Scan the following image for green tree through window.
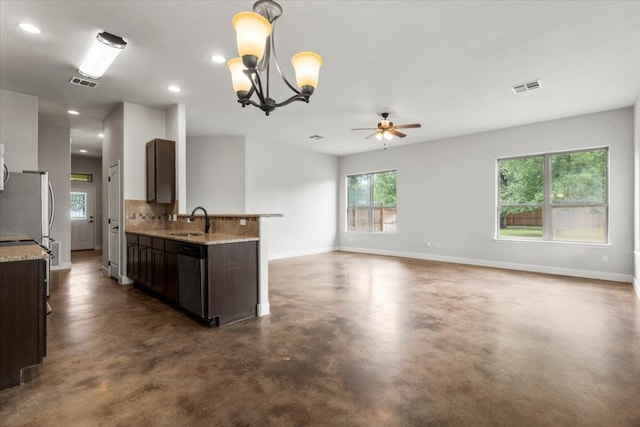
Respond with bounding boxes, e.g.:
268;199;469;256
347;170;397;232
498;148;607;243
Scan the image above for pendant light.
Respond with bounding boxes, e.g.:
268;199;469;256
227;0;323;115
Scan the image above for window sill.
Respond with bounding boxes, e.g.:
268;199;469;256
492;237;611;248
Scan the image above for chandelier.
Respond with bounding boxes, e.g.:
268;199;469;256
227;0;323;116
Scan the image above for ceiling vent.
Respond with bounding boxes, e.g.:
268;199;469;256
69;76;98;88
511;80;541;94
308;135;324;141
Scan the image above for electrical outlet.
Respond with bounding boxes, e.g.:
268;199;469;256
602;256;608;263
240;219;247;226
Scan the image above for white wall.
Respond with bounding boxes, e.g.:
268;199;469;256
246;140;339;259
186;135;245;213
339;108;635;282
122;102;166;201
102;104;124;271
39;122;71;269
0;89;38;172
634;92;640;296
71;154;103;248
166;104;186;214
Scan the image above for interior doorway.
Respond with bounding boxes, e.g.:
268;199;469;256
70;185;96;250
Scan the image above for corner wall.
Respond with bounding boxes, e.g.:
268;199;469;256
339;108;635;282
245;140;339;259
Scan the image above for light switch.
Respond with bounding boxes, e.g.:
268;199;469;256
240;219;247;226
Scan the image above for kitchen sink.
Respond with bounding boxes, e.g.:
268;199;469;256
169;232;203;237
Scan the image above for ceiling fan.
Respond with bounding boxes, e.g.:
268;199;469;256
352;112;421;141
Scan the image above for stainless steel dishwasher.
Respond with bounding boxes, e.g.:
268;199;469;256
178;243;207;318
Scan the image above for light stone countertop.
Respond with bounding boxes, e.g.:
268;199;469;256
0;236;48;263
126;229;259;245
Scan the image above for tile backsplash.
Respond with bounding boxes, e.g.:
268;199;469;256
125;200;259;237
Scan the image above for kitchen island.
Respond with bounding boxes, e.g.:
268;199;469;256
125;229;259;326
0;235;48;390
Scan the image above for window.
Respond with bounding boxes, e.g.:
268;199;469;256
70;191;88;220
498;148;608;243
347;170;397;232
71;173;92;182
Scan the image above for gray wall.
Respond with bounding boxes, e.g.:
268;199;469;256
71;154;103;248
245;139;339;259
0;89;38;172
186;135;246;213
339;108;635;282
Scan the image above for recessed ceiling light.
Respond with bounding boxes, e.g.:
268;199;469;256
98;133;104;138
19;23;41;34
79;149;88;153
68;110;79;115
210;54;226;64
168;85;181;93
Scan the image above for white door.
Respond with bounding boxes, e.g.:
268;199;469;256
70;185;96;250
108;163;120;279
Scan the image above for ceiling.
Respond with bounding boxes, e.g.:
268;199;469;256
1;1;639;158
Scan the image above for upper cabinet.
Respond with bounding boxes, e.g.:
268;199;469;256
146;138;175;203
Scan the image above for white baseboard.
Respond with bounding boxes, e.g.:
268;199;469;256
269;246;336;261
51;261;72;271
102;266;110;277
338;246;634;283
634;277;640;300
119;275;133;285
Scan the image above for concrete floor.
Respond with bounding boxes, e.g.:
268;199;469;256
1;250;639;426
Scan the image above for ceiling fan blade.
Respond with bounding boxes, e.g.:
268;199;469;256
394;123;421;129
365;131;379;140
351;127;377;131
389;129;406;138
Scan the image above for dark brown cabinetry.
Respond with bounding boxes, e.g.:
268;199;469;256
126;234;179;303
164;240;180;303
126;233;139;281
146;138;175;203
138;236;153;289
208;241;258;325
125;233;258;326
0;259;46;390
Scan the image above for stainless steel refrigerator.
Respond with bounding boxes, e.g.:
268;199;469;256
0;170;55;295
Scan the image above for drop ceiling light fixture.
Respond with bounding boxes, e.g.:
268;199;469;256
78;32;127;80
227;0;323;116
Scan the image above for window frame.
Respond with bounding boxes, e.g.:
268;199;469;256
346;169;398;233
496;147;609;245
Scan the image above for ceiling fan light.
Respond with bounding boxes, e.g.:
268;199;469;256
291;51;322;93
384;131;393;141
78;31;126;80
232;11;271;68
376;133;383;141
227;57;252;95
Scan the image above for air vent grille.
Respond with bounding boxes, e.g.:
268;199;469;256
69;76;98;88
511;80;542;94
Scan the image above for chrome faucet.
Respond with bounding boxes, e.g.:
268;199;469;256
189;206;211;234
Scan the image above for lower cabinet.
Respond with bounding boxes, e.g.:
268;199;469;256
125;233;258;326
207;241;258;325
164;240;179;304
0;259;46;390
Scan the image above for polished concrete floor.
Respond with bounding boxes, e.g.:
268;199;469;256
1;250;639;426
